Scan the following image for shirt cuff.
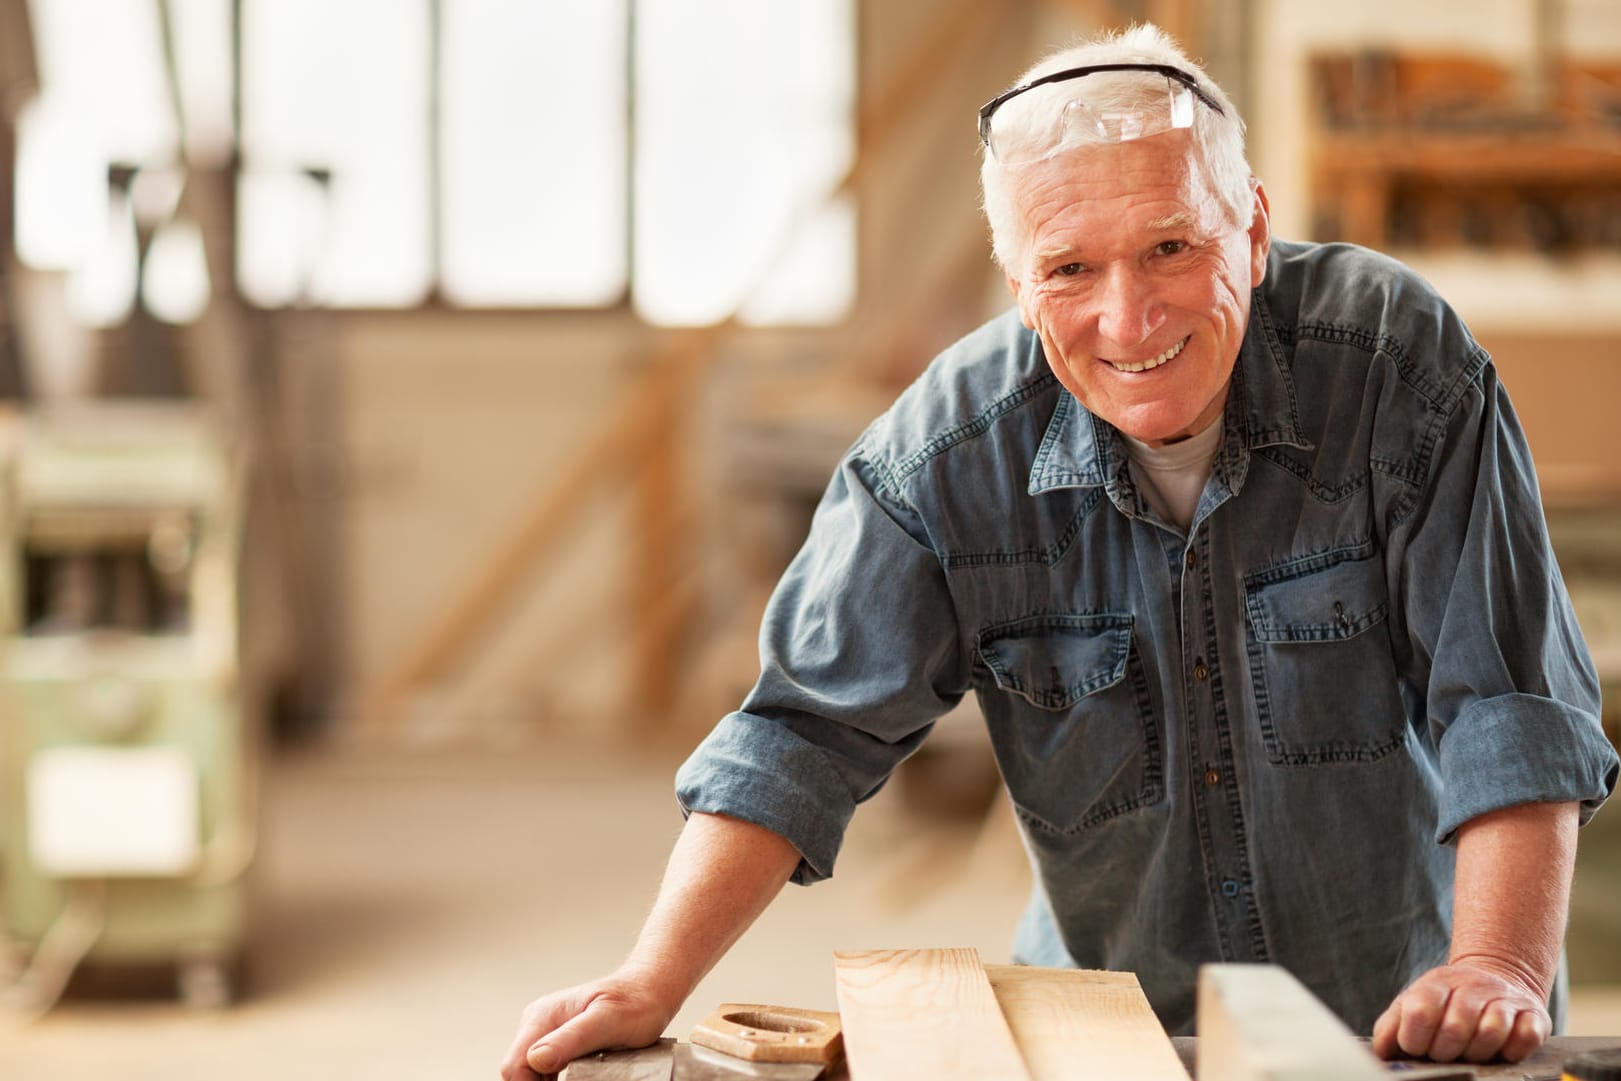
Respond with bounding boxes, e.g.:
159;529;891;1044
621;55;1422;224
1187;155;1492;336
675;711;860;885
1435;693;1620;843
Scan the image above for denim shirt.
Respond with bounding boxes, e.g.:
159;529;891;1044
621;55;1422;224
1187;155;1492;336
676;239;1620;1035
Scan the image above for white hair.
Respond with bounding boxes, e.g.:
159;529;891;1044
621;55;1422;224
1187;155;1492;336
980;23;1252;271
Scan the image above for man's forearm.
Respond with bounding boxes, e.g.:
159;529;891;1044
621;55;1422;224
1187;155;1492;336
1450;799;1579;996
1372;798;1581;1062
619;811;803;1009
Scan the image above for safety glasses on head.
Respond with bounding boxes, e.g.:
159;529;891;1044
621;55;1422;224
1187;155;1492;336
978;63;1224;166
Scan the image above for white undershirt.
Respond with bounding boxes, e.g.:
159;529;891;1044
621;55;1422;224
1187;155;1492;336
1122;418;1223;533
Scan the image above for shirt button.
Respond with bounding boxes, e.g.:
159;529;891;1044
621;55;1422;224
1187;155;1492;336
1203;768;1221;786
1193;659;1210;681
1184;550;1197;570
1221;879;1240;898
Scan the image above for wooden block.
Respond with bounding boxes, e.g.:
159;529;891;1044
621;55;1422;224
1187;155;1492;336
833;947;1031;1080
1196;964;1386;1081
985;966;1190;1081
690;1003;843;1065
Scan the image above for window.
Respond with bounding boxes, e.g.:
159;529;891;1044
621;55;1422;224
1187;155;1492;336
15;0;856;326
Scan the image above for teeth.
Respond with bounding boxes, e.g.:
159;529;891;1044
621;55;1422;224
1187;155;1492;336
1108;336;1187;373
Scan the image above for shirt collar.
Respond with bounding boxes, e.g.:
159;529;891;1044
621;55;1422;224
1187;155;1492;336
1027;288;1313;500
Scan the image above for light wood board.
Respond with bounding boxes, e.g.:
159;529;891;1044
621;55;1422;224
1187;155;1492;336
985;965;1191;1081
1196;964;1386;1081
833;947;1031;1080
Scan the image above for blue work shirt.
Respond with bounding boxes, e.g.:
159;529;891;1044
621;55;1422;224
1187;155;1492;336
676;239;1620;1035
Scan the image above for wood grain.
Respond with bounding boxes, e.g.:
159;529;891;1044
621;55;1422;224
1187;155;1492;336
833;947;1031;1080
1196;964;1385;1081
985;966;1190;1081
559;1037;675;1081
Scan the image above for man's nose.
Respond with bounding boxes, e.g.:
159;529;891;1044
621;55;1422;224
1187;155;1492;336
1095;266;1164;347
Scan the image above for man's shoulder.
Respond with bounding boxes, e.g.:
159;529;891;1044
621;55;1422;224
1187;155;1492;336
857;308;1058;484
1262;239;1487;405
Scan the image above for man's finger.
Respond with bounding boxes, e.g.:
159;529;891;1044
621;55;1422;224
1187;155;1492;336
1371;1000;1403;1059
1457;998;1517;1062
1427;988;1487;1063
1394;980;1454;1058
501;994;581;1081
527;1003;631;1076
500;1039;545;1081
1498;1007;1550;1064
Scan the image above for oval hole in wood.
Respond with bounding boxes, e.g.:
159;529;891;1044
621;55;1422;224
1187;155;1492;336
721;1010;822;1034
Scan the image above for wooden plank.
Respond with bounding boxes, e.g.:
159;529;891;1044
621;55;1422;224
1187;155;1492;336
560;1037;675;1081
1196;964;1385;1081
833;948;1031;1081
985;966;1189;1081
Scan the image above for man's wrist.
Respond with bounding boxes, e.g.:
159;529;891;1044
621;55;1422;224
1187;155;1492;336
614;955;695;1017
1441;954;1550;1001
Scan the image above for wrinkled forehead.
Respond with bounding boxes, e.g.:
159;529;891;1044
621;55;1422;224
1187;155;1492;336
1010;130;1225;225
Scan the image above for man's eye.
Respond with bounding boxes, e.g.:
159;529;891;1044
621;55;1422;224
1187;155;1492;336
1054;263;1083;277
1155;240;1186;256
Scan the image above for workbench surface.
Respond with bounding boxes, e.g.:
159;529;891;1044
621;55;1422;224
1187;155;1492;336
1167;1035;1621;1080
781;1035;1620;1080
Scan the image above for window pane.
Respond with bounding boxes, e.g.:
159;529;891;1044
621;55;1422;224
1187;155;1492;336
240;0;431;307
168;0;236;166
26;0;178;163
633;0;856;327
18;0;175;297
441;0;627;307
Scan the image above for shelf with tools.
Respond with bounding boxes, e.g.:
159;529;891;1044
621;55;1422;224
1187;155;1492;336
1306;51;1621;255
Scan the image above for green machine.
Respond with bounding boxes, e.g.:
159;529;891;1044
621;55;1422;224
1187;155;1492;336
0;403;254;1010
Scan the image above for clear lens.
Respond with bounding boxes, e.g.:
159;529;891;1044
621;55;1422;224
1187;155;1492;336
987;74;1196;166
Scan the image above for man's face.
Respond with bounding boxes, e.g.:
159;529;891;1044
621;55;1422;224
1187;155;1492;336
1004;130;1270;446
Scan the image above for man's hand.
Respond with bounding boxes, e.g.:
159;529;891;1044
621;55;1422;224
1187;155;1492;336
499;971;676;1080
1371;960;1549;1064
497;813;802;1079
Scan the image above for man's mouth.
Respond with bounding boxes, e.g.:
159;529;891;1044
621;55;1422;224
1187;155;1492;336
1105;335;1189;373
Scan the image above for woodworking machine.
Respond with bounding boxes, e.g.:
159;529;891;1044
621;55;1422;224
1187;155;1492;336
0;404;253;1010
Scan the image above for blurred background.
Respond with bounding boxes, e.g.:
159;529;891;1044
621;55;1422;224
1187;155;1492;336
0;0;1616;1077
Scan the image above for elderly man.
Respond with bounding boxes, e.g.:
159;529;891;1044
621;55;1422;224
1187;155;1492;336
501;24;1618;1079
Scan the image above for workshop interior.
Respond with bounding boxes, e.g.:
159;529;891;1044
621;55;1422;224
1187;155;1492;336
0;0;1618;1078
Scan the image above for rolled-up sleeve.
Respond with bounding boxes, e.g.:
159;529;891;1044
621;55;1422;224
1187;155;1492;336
676;442;970;884
1389;360;1619;843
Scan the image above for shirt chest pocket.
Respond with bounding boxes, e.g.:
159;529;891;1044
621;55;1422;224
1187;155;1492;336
976;614;1164;835
1243;548;1407;765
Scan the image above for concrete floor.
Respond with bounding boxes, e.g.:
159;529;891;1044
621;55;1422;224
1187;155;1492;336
1;740;1618;1080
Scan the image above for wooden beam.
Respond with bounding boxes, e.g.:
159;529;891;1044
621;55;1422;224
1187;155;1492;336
985;966;1190;1081
833;947;1031;1080
1196;964;1386;1081
359;332;713;728
627;381;682;715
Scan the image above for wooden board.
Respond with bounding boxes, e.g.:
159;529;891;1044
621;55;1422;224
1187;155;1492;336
985;966;1190;1081
560;1037;675;1081
1196;965;1385;1081
833;948;1031;1080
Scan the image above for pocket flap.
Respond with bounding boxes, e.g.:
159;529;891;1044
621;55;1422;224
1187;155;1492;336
977;614;1133;710
1246;550;1389;644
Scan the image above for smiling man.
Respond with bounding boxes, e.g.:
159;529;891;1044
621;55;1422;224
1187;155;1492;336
501;25;1618;1080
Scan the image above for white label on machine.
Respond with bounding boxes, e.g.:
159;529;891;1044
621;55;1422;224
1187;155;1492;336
26;746;200;876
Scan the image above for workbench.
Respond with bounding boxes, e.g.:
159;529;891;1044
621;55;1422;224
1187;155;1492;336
723;1036;1621;1080
1168;1036;1621;1079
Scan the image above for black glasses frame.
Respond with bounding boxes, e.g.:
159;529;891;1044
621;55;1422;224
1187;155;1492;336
977;63;1225;150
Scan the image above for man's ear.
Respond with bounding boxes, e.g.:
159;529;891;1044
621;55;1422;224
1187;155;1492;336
1006;271;1036;330
1248;179;1272;288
